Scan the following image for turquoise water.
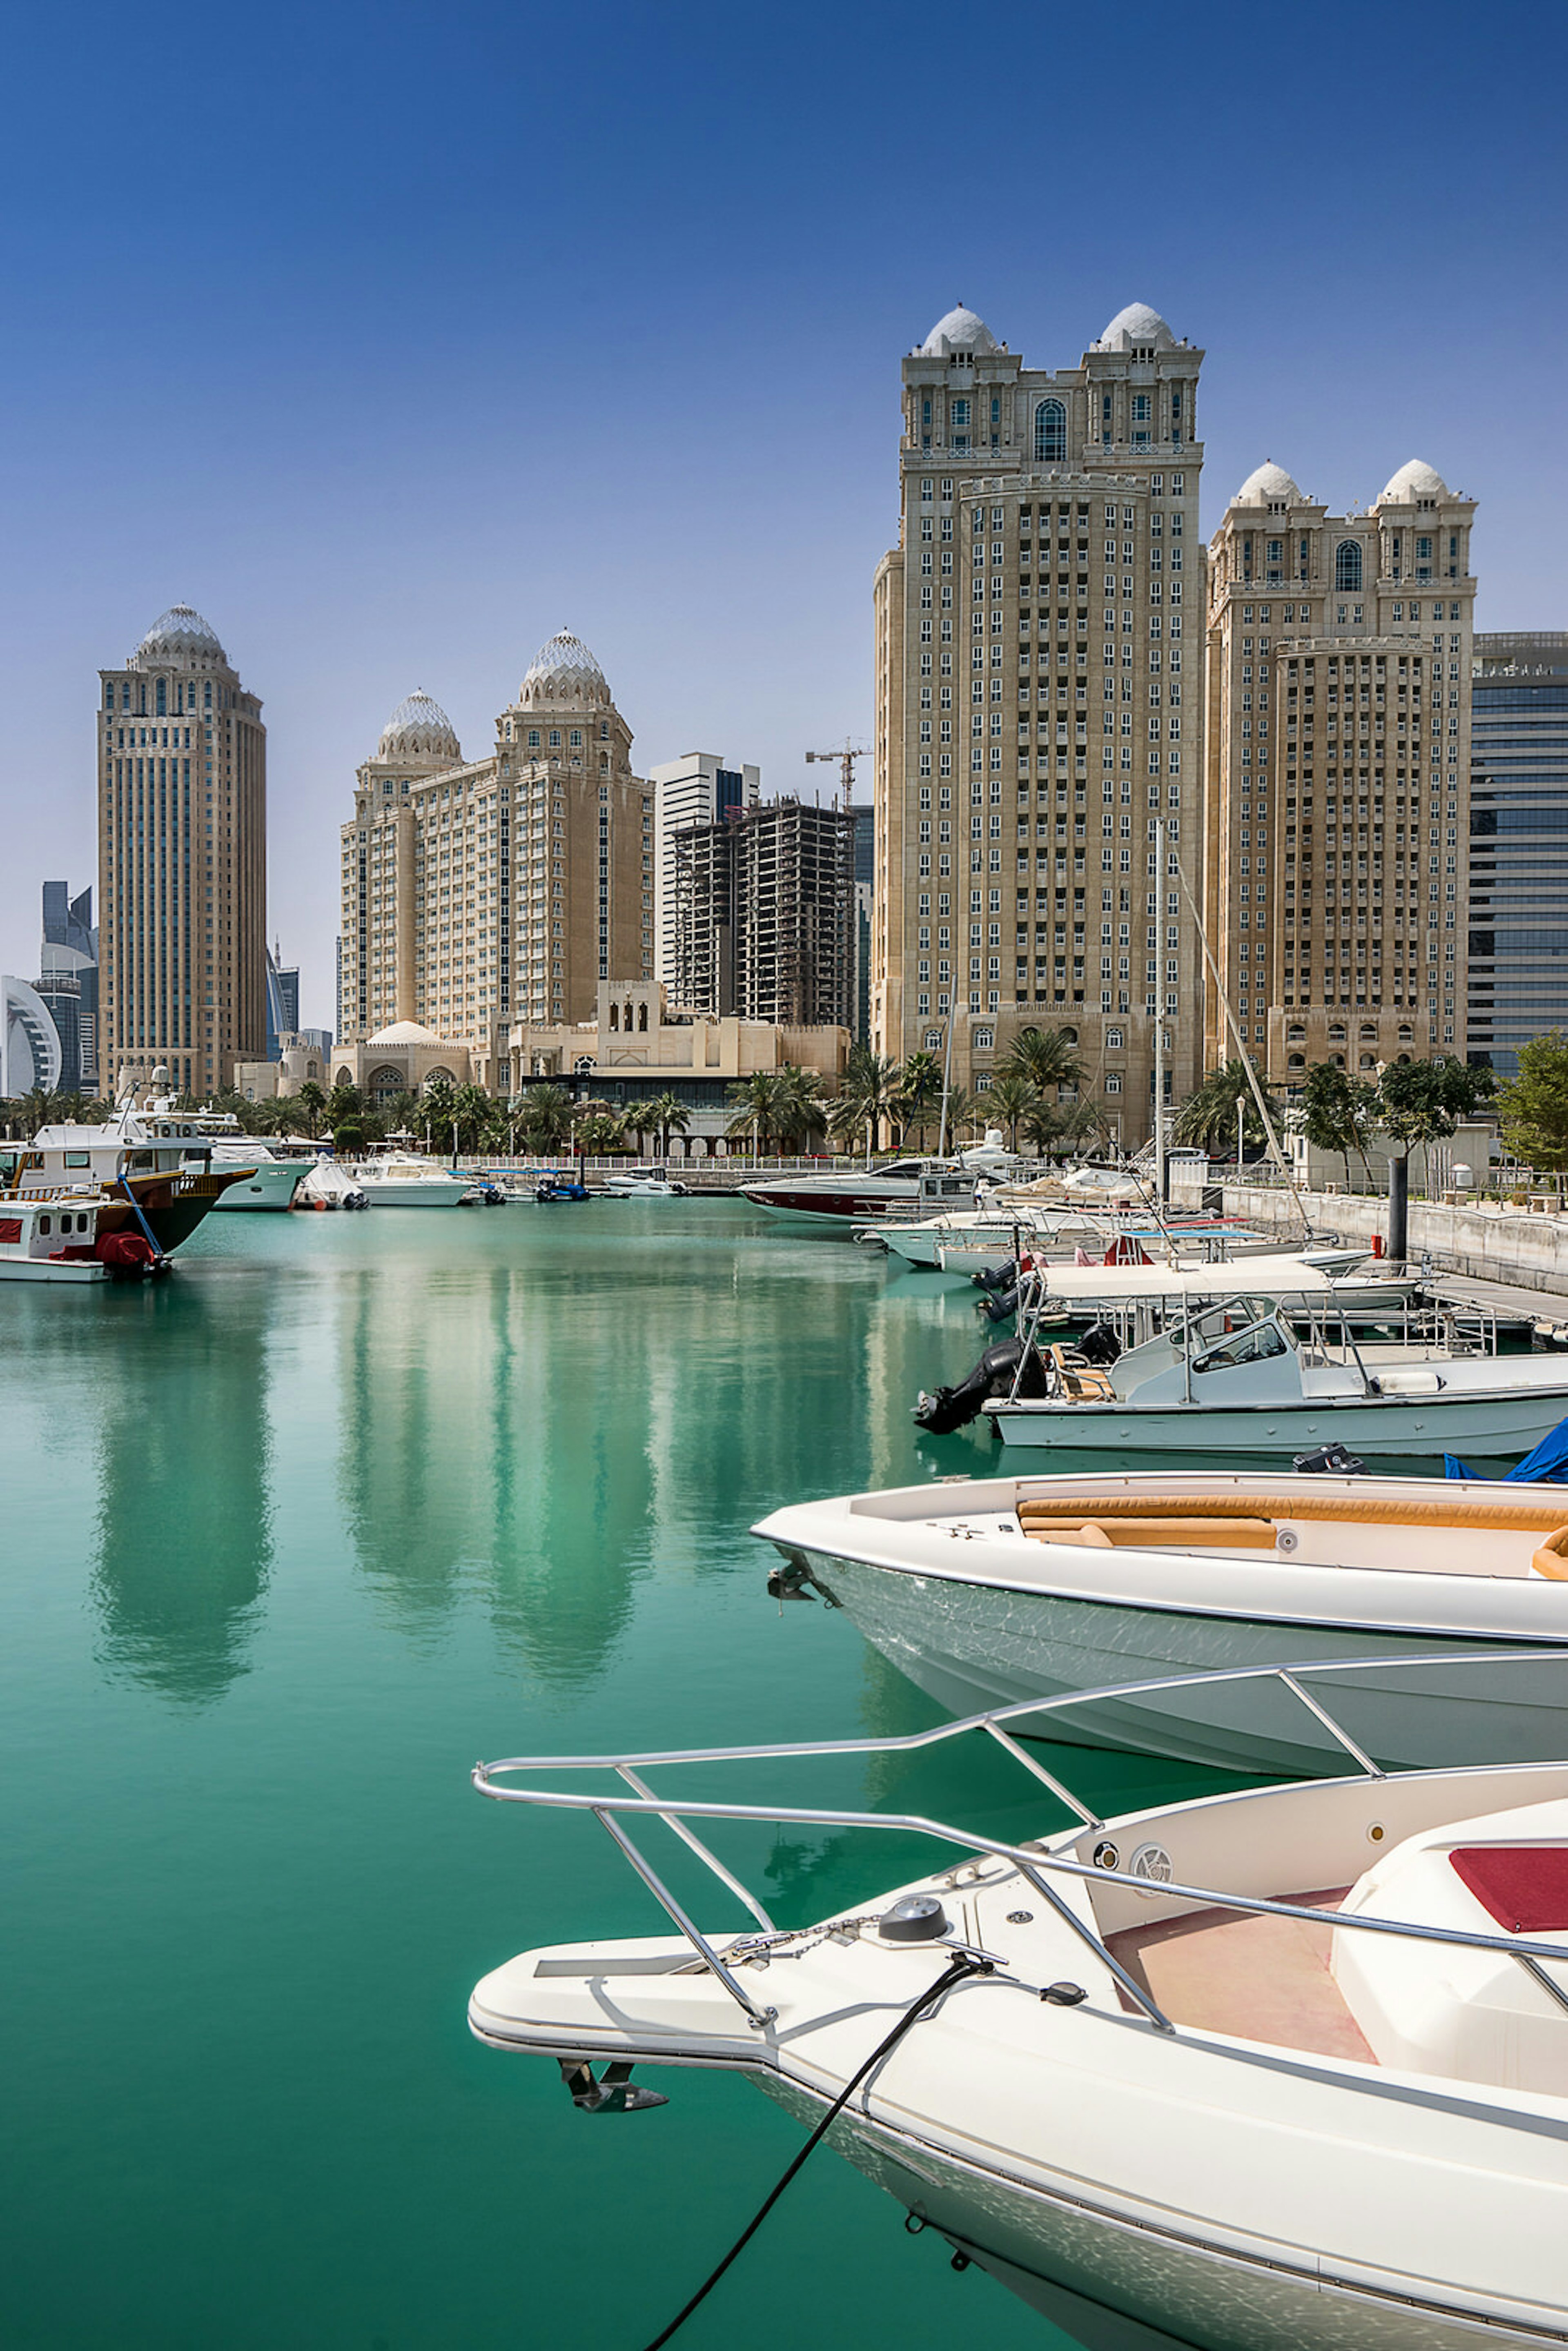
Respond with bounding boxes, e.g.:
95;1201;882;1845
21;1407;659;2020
0;1203;1314;2350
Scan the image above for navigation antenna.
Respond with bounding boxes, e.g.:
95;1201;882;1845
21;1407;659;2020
804;742;870;812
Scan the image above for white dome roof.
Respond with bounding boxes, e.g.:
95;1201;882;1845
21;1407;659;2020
1375;458;1450;507
378;690;461;762
134;604;226;665
1233;460;1303;508
520;630;610;706
366;1020;445;1045
1094;301;1175;353
920;304;999;356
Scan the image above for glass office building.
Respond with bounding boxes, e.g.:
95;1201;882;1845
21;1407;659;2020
1468;633;1568;1076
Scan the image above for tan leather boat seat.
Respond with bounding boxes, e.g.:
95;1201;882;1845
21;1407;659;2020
1030;1517;1280;1551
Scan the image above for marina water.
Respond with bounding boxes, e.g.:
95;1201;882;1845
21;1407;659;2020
0;1202;1469;2349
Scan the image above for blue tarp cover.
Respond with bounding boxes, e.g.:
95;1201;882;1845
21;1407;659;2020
1446;1411;1568;1483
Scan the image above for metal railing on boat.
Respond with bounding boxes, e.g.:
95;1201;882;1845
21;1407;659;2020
473;1649;1568;2038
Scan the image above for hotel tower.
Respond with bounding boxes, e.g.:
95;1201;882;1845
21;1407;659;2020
872;301;1204;1144
1203;461;1477;1084
338;632;654;1088
98;606;267;1097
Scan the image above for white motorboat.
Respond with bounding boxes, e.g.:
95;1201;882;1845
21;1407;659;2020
604;1168;688;1197
349;1151;473;1207
0;1190;164;1282
468;1663;1568;2350
980;1293;1568;1456
294;1156;368;1210
742;1131;1022;1229
205;1138;304;1211
1007;1249;1420;1318
754;1465;1568;1769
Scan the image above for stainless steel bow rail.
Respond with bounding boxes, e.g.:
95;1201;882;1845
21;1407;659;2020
472;1650;1568;2044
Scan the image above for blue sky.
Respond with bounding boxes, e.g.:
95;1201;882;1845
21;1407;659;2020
0;0;1562;1026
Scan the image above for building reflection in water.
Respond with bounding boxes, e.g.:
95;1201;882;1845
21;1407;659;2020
336;1262;650;1686
91;1284;274;1705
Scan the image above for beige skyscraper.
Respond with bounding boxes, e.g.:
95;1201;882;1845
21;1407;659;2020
872;302;1204;1144
338;632;654;1093
98;605;266;1096
1203;461;1477;1083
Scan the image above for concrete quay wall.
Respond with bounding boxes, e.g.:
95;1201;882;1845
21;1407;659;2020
1171;1172;1568;1296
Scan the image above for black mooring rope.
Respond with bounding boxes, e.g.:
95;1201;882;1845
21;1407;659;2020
638;1952;985;2350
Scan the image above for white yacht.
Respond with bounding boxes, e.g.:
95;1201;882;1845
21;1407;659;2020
468;1663;1568;2351
604;1168;687;1196
21;1095;253;1251
350;1151;474;1207
754;1465;1568;1770
205;1136;304;1211
742;1131;1022;1229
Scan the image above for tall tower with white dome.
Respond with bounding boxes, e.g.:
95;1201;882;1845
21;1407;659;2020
97;606;266;1095
873;302;1204;1139
1203;458;1477;1076
336;636;653;1076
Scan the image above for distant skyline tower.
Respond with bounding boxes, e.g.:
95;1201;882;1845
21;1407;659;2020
673;797;856;1027
648;750;760;983
98;606;266;1096
38;879;98;1093
1466;633;1568;1078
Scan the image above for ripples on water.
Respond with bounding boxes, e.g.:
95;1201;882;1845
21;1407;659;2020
0;1204;1488;2349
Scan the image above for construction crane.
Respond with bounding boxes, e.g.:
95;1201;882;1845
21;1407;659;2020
804;742;870;811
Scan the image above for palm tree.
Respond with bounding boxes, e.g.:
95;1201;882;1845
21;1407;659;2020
643;1091;692;1161
575;1109;627;1155
420;1077;458;1150
725;1071;784;1157
828;1047;898;1162
983;1073;1042;1154
1173;1059;1283;1160
773;1065;826;1151
891;1050;945;1147
452;1082;494;1154
294;1080;328;1138
1001;1024;1085;1093
517;1084;575;1152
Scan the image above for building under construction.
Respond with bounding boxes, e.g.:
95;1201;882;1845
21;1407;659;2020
672;797;856;1029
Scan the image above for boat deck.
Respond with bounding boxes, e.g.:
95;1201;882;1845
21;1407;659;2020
1107;1890;1376;2062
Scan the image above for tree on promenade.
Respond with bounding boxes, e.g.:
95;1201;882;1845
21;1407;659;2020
891;1051;944;1147
985;1072;1041;1154
518;1085;575;1151
294;1080;328;1137
1174;1059;1283;1159
725;1071;785;1156
828;1047;898;1158
1495;1031;1568;1189
642;1092;691;1159
1300;1062;1377;1187
1375;1055;1493;1175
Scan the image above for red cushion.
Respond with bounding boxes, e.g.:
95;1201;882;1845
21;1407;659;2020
1450;1846;1568;1933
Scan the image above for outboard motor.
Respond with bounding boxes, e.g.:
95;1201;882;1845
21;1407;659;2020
971;1260;1017;1293
1293;1442;1366;1476
914;1336;1049;1436
982;1282;1021;1325
1076;1320;1121;1367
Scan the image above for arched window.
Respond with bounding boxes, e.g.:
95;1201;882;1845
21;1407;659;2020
1033;400;1066;462
1334;539;1362;593
608;1003;619;1031
637;1003;648;1032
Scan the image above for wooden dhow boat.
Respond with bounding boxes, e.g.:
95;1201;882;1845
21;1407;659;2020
468;1661;1568;2351
755;1466;1568;1770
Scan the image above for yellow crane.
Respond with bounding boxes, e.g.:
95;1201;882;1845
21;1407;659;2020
804;742;870;811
